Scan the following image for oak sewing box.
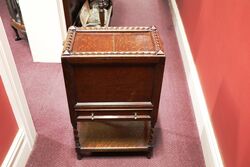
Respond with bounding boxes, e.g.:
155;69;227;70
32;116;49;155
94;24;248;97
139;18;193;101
61;26;165;159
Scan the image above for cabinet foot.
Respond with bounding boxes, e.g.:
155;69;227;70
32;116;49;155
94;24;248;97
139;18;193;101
147;148;153;159
77;153;83;160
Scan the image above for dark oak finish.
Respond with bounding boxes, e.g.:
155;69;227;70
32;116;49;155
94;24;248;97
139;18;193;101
78;121;150;151
62;26;165;159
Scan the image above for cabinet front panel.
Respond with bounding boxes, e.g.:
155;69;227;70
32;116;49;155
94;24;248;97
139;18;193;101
73;64;155;102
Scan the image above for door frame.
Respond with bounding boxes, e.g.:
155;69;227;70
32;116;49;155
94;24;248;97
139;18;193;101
0;18;37;167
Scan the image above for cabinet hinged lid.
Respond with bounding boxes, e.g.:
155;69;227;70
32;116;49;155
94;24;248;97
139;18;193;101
62;26;165;57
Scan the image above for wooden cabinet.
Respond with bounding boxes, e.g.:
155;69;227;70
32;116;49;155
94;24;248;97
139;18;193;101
61;26;165;159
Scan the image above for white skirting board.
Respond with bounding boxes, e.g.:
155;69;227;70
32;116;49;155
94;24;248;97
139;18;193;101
168;0;224;167
1;130;32;167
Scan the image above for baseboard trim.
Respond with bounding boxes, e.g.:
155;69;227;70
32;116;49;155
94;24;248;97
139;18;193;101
2;130;32;167
169;1;224;167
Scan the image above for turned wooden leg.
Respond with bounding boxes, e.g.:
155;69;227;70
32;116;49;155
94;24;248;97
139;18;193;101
147;123;154;159
73;127;82;160
11;26;21;41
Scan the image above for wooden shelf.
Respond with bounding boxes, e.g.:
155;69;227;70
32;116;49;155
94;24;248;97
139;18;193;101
78;121;150;152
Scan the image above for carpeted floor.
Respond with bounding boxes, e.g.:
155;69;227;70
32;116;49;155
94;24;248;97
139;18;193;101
0;0;205;166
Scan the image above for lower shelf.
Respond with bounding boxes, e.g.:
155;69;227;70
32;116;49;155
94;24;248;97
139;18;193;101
78;120;150;152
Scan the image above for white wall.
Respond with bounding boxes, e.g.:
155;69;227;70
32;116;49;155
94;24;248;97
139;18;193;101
19;0;67;63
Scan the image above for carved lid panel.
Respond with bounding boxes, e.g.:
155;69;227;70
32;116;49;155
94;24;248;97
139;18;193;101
62;26;165;56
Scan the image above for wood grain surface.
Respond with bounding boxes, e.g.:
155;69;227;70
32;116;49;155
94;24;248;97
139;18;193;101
72;32;155;52
78;121;150;151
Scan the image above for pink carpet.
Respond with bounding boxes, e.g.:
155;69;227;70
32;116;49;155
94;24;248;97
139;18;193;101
0;0;205;166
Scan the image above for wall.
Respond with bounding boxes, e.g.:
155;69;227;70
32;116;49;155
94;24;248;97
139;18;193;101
0;77;18;164
176;0;250;167
18;0;67;62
